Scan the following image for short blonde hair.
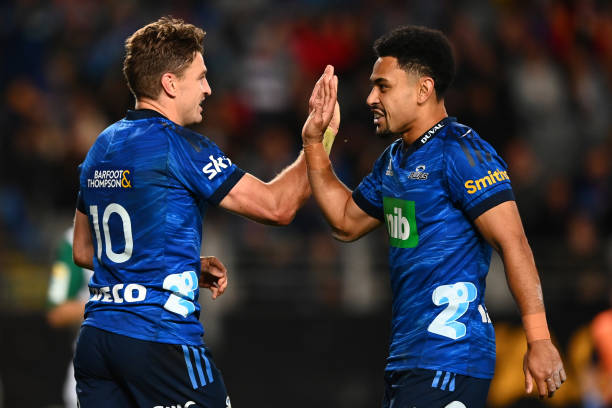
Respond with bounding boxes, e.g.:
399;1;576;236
123;16;205;100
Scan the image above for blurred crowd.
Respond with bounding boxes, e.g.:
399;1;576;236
1;0;612;407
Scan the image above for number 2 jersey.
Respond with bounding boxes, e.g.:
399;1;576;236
77;109;244;346
353;117;514;379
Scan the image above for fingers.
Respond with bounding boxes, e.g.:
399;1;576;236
321;68;337;126
545;377;556;398
309;66;332;113
524;368;533;394
536;377;548;399
216;274;227;297
200;256;228;299
210;284;219;300
201;256;226;277
207;256;227;277
308;77;322;113
551;370;562;389
544;367;565;397
559;367;567;383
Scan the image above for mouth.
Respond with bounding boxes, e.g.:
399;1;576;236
371;110;385;125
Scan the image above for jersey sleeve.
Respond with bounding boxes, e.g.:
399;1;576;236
352;147;390;221
168;130;245;206
76;163;85;212
445;133;515;220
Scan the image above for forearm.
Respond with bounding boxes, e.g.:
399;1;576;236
73;209;94;270
475;202;552;344
47;300;86;327
264;151;311;224
500;235;545;316
304;143;353;239
499;234;552;343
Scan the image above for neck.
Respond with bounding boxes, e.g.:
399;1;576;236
135;98;182;126
400;103;448;145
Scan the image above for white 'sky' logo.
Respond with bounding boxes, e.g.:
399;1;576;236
202;155;232;180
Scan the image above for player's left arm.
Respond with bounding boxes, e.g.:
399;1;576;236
474;200;566;398
73;209;94;270
47;300;86;328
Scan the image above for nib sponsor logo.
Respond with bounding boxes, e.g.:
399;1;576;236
383;197;418;248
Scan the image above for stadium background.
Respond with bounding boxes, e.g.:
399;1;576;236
1;0;611;407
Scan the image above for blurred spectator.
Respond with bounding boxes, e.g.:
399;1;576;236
46;227;93;408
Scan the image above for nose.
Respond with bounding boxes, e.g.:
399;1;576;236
366;87;378;107
202;79;212;97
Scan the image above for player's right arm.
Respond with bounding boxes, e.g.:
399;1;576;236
304;148;381;242
73;208;94;270
218;158;310;226
219;65;341;227
300;69;381;241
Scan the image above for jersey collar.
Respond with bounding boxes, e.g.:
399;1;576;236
399;117;455;168
410;116;456;150
125;109;168;121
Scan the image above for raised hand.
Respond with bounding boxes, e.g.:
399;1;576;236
302;65;338;146
199;256;228;299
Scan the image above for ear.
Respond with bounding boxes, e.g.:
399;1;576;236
160;73;178;98
417;77;435;104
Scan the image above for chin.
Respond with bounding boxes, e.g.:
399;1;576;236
186;114;203;126
375;127;395;139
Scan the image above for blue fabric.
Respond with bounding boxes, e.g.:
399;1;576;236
382;368;490;407
79;110;244;345
74;326;229;407
182;345;199;389
191;346;208;388
354;118;513;379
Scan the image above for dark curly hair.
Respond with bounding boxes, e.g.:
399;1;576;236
374;25;455;100
123;16;206;100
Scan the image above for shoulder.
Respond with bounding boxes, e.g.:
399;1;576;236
380;138;403;161
439;121;477;147
439;121;498;161
371;139;402;171
162;121;215;154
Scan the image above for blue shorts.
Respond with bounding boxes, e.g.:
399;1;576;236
73;325;230;408
382;368;491;408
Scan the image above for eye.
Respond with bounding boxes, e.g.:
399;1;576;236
379;84;388;92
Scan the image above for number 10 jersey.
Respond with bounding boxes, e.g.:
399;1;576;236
353;117;514;379
78;109;244;346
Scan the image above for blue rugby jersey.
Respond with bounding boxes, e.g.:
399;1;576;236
353;117;514;379
78;109;244;345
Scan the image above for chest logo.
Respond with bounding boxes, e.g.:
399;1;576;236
383;197;418;248
408;164;429;180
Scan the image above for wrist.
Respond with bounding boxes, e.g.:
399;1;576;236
322;127;337;155
303;142;331;170
522;312;551;343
